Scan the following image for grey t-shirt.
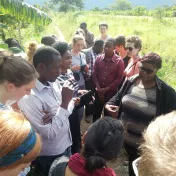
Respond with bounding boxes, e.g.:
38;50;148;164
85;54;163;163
71;52;86;87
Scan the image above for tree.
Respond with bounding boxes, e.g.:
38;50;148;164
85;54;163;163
110;0;132;11
0;0;52;43
133;6;147;16
50;0;84;13
0;0;52;26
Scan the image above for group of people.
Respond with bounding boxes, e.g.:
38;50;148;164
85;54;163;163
0;21;176;176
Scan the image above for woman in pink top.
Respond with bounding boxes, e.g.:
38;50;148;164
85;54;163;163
124;35;142;78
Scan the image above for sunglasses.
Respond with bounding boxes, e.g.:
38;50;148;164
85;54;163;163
139;66;156;74
125;47;134;51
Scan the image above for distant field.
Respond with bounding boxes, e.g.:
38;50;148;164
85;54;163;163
11;11;176;88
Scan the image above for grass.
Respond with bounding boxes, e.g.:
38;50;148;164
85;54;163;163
6;11;176;89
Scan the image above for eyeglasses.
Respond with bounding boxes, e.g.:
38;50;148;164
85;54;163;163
125;47;134;51
139;66;156;74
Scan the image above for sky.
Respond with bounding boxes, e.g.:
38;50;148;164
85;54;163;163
25;0;176;9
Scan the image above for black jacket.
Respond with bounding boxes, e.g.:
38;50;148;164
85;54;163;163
107;75;176;118
107;75;176;147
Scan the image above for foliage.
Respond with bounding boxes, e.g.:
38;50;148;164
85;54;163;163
110;0;133;11
0;0;52;26
50;0;84;13
10;11;175;88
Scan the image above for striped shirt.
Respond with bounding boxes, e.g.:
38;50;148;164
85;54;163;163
18;80;74;156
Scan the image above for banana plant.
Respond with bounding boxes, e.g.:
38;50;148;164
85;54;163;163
0;0;52;26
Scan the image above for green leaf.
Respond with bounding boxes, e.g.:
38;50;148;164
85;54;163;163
0;0;52;26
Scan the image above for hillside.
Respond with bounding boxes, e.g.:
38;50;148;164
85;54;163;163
25;0;175;10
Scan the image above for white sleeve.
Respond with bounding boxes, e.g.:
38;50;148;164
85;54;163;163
18;95;71;140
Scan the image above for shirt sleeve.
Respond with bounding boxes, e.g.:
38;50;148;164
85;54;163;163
18;95;71;140
108;59;124;91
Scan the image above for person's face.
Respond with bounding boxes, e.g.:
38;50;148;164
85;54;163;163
73;40;84;52
139;62;158;81
62;50;72;69
6;79;36;101
94;44;104;54
99;25;108;35
104;41;115;56
11;39;20;48
6;163;31;176
125;42;139;57
40;55;62;82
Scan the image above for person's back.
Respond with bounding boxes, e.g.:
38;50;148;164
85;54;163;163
49;116;124;176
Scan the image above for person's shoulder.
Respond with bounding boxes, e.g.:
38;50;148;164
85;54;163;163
96;54;104;61
113;54;123;62
79;52;86;59
87;30;93;35
81;48;91;54
49;156;69;176
158;78;176;93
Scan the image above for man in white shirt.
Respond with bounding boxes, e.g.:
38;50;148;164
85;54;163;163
18;46;74;176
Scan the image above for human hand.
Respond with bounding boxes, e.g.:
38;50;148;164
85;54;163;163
61;80;74;109
73;97;80;106
105;104;119;118
78;90;88;95
42;110;56;124
84;65;89;73
71;65;80;71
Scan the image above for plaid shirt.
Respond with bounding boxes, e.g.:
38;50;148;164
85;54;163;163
85;30;94;48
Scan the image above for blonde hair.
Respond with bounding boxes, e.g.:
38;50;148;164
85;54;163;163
74;28;85;38
126;35;142;50
138;111;176;176
26;41;38;64
72;34;86;49
0;110;41;171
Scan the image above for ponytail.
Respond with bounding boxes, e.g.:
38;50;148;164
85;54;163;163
85;153;106;173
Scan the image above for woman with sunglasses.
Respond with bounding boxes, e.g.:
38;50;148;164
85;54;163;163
105;52;176;176
124;35;142;78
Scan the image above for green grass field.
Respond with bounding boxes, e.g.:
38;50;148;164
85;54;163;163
13;11;176;89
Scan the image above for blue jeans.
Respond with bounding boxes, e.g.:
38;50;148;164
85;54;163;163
30;147;71;176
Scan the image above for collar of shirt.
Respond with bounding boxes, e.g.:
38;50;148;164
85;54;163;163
101;53;117;62
35;80;51;92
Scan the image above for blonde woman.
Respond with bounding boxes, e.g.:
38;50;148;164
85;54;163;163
0;111;41;176
71;35;89;123
135;111;176;176
71;35;88;90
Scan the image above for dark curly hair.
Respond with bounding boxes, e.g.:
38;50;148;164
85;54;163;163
52;41;69;56
141;52;162;69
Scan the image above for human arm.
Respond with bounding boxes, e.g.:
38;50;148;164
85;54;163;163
92;59;100;89
108;59;124;92
18;95;72;140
